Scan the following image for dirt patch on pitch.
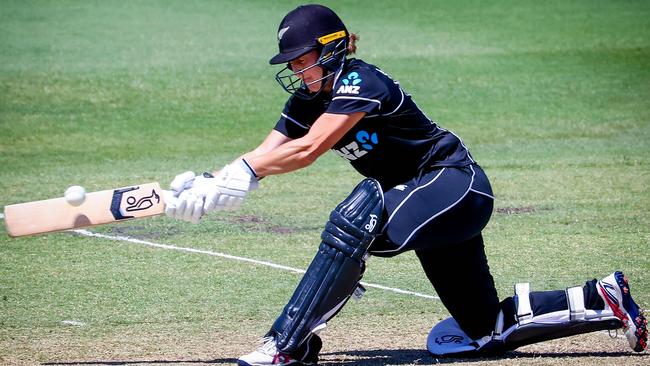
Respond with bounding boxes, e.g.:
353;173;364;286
215;214;310;234
495;206;537;215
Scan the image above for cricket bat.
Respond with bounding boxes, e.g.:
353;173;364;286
3;182;166;237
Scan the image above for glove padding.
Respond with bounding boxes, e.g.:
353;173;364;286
164;160;258;223
204;160;259;212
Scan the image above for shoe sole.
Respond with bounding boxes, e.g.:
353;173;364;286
237;361;300;366
598;272;648;352
237;358;308;366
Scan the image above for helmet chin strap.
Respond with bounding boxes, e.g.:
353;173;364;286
302;53;346;99
315;68;335;92
321;68;336;93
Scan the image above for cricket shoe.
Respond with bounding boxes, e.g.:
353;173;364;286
597;271;648;352
237;334;322;366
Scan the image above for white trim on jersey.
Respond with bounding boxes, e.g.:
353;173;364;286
401;165;476;246
438;127;476;164
384;88;405;116
374;165;478;254
470;188;495;199
281;113;309;130
331;96;382;109
401;90;474;164
364;88;405;119
379;168;447;233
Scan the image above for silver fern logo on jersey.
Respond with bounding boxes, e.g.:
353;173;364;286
336;72;362;94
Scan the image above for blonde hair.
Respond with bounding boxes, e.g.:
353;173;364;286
347;32;359;54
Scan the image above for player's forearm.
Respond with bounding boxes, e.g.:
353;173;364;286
246;139;321;177
238;148;267;164
239;112;364;177
213;130;293;176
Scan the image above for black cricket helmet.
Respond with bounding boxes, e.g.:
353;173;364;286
270;4;349;99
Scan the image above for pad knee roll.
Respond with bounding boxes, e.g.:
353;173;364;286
271;179;384;354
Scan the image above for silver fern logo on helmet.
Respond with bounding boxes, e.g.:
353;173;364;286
278;26;290;41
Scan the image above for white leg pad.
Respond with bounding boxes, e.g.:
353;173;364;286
427;284;623;357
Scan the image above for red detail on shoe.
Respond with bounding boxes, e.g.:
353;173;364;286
599;280;648;352
598;283;628;326
635;314;648;351
272;353;294;365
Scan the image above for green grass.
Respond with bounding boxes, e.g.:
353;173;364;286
1;0;649;364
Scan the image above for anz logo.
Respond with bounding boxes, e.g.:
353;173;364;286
333;130;379;161
336;72;362;94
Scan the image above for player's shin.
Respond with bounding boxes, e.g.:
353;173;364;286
270;178;384;356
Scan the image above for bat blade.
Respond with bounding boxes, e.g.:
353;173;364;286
4;182;166;237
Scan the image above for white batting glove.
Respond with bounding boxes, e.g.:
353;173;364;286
169;171;195;197
164;171;222;223
164;189;205;223
203;160;259;212
164;160;259;222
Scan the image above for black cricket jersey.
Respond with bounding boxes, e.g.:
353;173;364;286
274;58;474;188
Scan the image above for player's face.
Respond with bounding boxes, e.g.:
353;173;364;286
289;51;326;92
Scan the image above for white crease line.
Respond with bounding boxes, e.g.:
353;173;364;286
61;320;85;326
73;229;439;300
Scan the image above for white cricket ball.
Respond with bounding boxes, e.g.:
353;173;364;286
64;185;86;206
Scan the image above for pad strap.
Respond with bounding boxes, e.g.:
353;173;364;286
515;283;532;325
566;286;586;321
492;310;504;340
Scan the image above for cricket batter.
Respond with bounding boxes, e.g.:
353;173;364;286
164;4;647;364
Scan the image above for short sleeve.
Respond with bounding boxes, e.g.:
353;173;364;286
326;69;390;115
274;113;309;139
273;95;318;139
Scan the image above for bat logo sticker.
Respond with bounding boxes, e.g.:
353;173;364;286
125;190;160;212
110;186;160;220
